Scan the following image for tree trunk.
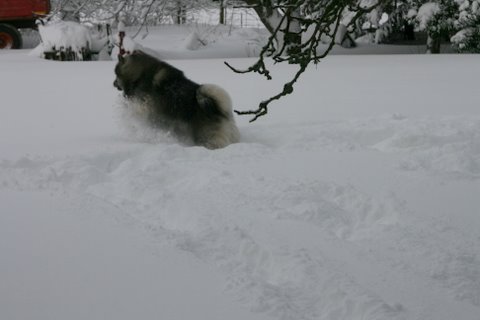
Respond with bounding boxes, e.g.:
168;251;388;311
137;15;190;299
220;1;225;24
243;0;301;51
243;0;282;34
176;2;186;24
426;34;441;53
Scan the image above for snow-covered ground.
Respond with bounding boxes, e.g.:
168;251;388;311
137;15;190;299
1;26;480;320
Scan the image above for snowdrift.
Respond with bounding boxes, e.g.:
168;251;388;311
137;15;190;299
1;31;480;320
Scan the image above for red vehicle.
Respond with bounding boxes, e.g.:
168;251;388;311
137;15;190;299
0;0;51;49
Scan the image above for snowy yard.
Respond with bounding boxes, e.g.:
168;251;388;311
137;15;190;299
1;27;480;320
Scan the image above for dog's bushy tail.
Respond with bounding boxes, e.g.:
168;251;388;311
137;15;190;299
197;84;234;119
196;84;240;149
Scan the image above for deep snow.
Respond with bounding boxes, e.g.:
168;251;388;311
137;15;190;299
1;26;480;320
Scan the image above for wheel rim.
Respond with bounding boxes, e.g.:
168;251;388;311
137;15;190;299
0;32;14;49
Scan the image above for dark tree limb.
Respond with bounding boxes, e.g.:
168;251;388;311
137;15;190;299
227;0;387;122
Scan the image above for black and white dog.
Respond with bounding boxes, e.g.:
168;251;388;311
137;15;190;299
114;50;239;149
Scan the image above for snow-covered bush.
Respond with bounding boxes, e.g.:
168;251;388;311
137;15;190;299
358;8;392;43
335;0;480;53
35;21;110;61
416;2;441;29
38;21;92;60
409;0;479;53
415;0;459;53
451;0;480;52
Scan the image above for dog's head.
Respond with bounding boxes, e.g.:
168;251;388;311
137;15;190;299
114;50;184;99
113;53;135;97
113;55;125;92
113;50;156;97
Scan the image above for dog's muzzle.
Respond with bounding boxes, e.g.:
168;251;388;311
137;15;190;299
113;79;123;91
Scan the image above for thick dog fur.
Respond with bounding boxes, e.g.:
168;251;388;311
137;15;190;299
114;50;240;149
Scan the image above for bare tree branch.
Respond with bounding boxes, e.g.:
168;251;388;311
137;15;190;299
228;0;388;122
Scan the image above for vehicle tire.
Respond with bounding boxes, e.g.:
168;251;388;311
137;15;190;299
0;24;23;49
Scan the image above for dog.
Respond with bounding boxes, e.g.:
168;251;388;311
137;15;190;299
113;50;240;149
